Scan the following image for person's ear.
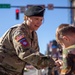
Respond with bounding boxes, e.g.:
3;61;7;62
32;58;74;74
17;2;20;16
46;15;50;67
62;36;70;41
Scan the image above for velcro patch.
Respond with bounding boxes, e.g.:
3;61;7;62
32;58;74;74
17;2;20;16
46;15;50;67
19;38;29;47
15;35;24;41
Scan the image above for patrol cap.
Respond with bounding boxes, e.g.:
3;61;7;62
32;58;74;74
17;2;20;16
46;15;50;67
24;6;45;17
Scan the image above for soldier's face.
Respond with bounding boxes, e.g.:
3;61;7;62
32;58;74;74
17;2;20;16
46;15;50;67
27;16;44;31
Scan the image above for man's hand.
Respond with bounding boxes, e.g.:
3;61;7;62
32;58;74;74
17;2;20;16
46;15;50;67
55;59;63;67
55;59;63;73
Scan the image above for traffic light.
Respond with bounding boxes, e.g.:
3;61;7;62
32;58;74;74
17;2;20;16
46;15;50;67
15;9;19;20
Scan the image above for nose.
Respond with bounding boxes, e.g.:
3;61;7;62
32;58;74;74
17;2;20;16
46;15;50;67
37;22;42;26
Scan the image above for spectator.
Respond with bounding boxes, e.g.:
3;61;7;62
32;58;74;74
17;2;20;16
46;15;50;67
56;23;75;75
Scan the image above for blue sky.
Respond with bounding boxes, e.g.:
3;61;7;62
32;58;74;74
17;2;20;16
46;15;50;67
0;0;70;54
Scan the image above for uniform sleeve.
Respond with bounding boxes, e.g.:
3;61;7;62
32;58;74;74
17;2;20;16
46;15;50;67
12;29;36;59
12;29;55;69
24;52;55;69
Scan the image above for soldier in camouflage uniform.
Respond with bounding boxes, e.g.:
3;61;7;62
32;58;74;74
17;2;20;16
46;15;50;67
0;6;55;75
56;24;75;75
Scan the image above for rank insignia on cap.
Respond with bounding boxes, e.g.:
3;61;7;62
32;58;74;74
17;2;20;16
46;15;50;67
19;38;29;47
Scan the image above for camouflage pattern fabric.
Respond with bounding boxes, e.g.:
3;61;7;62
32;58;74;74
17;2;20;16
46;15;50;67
61;45;75;75
0;23;55;75
24;52;55;69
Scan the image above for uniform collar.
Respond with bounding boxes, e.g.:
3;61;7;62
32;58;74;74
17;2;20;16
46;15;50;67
22;23;35;39
65;44;75;50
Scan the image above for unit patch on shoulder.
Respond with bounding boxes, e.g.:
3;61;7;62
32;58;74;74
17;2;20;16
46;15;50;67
19;38;29;47
15;35;29;47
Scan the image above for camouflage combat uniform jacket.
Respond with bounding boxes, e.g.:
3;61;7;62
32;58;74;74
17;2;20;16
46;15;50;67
0;23;55;75
61;45;75;75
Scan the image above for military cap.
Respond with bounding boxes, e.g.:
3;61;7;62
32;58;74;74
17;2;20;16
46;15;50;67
24;6;45;17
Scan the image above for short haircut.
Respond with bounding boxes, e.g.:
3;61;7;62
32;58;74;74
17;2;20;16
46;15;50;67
56;24;70;43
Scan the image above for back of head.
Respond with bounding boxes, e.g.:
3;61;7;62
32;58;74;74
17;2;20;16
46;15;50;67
56;23;70;44
56;24;75;44
60;26;75;35
24;5;45;17
56;24;69;32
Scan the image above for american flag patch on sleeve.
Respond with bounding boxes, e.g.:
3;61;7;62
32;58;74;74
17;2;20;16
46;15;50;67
15;35;29;47
15;35;25;41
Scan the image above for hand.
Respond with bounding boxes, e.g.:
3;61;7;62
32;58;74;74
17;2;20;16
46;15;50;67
55;59;63;73
55;59;63;67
